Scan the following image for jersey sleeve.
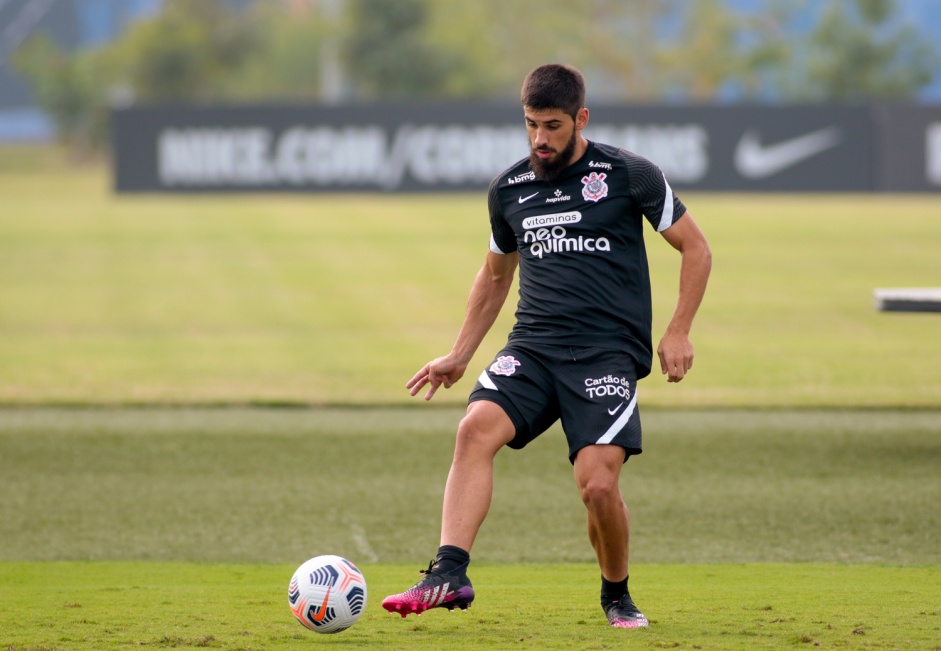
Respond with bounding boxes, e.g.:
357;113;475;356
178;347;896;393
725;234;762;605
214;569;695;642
625;154;687;232
487;176;517;254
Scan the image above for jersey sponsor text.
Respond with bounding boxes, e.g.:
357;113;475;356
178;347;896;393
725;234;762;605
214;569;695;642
584;375;632;400
508;171;537;184
521;211;581;229
523;226;611;259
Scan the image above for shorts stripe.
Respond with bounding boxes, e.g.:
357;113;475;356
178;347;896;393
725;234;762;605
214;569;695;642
595;390;638;445
477;370;498;391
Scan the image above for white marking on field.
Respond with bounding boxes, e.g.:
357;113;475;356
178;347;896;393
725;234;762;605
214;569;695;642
350;522;378;562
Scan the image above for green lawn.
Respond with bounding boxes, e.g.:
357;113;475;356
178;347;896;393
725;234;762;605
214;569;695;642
1;149;939;650
1;407;940;650
1;150;940;407
2;562;938;650
2;407;938;565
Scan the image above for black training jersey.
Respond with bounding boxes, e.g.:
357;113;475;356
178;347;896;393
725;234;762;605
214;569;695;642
487;140;686;379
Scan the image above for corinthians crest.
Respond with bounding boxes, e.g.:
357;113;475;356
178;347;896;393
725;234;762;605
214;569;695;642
581;171;608;202
489;355;521;376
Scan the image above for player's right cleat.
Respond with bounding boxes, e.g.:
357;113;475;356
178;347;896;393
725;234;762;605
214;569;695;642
381;561;475;618
603;592;649;628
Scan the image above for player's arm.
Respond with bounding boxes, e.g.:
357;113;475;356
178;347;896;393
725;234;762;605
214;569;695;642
407;250;519;400
656;213;711;383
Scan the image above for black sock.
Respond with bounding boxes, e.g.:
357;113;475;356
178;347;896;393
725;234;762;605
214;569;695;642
600;574;628;605
433;545;470;576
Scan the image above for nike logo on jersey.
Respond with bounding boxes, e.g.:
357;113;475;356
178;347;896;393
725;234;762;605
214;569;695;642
518;192;539;204
608;403;625;416
734;127;841;179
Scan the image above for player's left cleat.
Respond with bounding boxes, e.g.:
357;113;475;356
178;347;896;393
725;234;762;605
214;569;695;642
603;592;649;628
381;561;475;618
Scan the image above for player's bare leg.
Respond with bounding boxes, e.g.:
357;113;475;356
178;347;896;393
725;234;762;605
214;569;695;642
440;400;516;550
574;444;649;628
382;400;514;617
575;445;630;578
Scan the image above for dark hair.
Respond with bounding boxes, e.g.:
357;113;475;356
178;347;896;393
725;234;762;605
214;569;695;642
520;64;586;120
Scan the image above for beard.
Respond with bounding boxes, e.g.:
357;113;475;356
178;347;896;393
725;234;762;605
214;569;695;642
529;129;578;183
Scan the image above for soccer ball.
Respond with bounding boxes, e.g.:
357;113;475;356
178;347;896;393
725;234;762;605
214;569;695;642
288;555;367;634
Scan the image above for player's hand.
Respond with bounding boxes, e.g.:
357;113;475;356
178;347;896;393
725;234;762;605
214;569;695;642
657;331;694;383
406;355;467;401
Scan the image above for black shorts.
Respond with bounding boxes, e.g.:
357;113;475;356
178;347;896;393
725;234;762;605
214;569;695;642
468;343;642;463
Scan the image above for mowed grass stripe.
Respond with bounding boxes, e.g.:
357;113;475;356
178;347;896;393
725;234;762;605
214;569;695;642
1;158;940;406
1;562;938;650
1;408;938;565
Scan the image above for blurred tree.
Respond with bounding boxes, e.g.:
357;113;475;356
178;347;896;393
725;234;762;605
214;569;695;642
422;0;678;102
12;35;106;150
658;0;744;101
217;2;329;102
590;0;674;102
734;0;797;100
797;0;938;100
107;0;259;102
13;0;941;151
341;0;462;100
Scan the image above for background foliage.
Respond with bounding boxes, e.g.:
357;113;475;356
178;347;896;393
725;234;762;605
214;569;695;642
11;0;941;148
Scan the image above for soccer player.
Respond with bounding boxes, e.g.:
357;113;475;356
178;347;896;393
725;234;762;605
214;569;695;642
381;64;712;628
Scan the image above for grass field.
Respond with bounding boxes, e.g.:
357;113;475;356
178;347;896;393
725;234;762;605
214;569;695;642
2;407;940;649
1;148;939;649
1;147;940;407
3;562;939;650
3;408;938;565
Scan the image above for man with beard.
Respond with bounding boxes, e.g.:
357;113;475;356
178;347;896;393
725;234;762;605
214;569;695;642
381;64;711;628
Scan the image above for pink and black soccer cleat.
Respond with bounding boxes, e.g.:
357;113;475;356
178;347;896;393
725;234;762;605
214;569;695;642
603;592;649;628
381;561;475;618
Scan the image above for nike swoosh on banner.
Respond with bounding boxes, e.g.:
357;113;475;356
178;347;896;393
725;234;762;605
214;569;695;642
518;192;539;204
734;127;842;179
